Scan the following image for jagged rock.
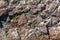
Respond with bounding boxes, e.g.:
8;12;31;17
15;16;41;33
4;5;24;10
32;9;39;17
0;0;60;40
22;27;48;40
0;0;8;8
0;8;7;16
38;35;49;40
0;29;5;40
46;1;57;13
7;28;21;40
51;17;59;26
17;14;27;25
49;22;60;40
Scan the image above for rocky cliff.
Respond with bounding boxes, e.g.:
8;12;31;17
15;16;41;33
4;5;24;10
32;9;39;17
0;0;60;40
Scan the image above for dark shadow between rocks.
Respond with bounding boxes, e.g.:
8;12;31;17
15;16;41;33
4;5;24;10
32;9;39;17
0;21;3;28
46;20;52;40
0;13;8;28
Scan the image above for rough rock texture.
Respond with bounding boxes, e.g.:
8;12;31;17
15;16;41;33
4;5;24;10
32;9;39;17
0;0;60;40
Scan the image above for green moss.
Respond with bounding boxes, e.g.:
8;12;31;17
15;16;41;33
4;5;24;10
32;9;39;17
11;15;17;22
5;28;9;36
12;15;17;20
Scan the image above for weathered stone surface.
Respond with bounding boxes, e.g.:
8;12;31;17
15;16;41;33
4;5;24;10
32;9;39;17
0;0;60;40
0;8;7;16
0;0;8;8
7;28;21;40
17;14;27;25
49;22;60;40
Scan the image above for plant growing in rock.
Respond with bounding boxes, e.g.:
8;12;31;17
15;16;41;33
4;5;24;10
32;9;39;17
11;15;18;22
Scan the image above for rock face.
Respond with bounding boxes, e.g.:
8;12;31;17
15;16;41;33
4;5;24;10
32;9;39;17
7;28;21;40
0;0;60;40
17;14;27;25
49;22;60;40
0;0;8;8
